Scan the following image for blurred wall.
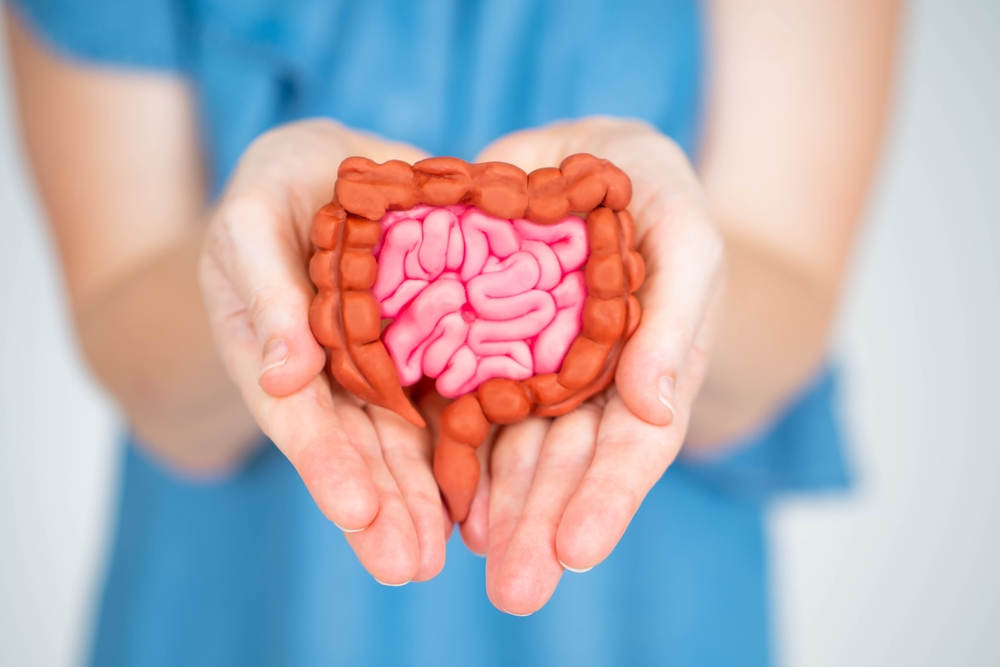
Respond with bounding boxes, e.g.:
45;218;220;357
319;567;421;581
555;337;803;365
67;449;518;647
0;1;997;665
771;1;1000;665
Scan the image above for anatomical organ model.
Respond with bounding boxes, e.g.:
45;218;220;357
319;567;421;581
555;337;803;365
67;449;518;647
309;154;644;522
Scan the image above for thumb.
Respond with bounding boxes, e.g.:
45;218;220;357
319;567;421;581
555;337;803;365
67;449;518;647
615;211;724;427
209;194;327;397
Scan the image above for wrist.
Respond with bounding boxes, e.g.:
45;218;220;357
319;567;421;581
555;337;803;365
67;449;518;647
126;396;264;473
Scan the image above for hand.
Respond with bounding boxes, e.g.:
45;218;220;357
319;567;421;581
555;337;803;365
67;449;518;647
464;117;726;614
199;119;450;585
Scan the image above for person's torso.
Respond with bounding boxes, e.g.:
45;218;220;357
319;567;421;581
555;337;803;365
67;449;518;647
180;0;702;191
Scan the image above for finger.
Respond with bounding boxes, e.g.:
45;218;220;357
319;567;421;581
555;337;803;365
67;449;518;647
615;193;724;426
206;193;326;398
336;399;421;585
490;405;601;615
272;380;383;532
483;417;549;612
200;261;381;531
369;405;448;582
555;389;686;571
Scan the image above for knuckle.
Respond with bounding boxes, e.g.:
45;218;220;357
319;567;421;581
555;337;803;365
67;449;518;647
244;286;284;323
245;287;307;337
597;427;668;456
664;327;695;361
206;193;279;266
222;193;280;233
196;246;224;291
407;484;443;510
490;440;529;478
203;214;235;261
593;429;673;495
699;223;727;269
628;326;689;374
584;473;643;514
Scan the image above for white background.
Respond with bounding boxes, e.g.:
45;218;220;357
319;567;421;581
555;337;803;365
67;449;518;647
1;1;998;665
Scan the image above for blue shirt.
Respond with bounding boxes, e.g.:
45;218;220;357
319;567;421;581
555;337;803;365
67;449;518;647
11;1;851;664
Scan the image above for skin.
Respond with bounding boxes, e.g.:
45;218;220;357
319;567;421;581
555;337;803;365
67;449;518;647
6;0;899;609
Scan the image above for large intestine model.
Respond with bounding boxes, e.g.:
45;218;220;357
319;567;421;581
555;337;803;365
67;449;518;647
308;154;644;522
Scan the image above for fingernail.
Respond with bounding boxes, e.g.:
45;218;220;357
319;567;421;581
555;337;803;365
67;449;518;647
373;577;410;587
334;522;365;534
559;559;593;574
499;606;533;617
657;375;676;421
260;339;288;375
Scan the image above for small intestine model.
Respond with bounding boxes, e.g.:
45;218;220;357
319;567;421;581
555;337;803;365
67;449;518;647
308;154;644;522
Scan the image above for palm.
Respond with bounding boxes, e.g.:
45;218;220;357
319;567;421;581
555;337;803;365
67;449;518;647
458;118;724;614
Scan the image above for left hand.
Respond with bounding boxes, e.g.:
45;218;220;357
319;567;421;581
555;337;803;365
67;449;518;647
461;117;726;615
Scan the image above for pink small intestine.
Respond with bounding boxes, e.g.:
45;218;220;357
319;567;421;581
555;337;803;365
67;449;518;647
373;205;589;398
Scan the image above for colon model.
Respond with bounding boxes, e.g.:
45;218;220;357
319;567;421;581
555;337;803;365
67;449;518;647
373;204;589;399
308;155;643;523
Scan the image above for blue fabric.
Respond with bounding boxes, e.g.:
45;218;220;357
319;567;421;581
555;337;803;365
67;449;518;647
10;0;852;664
9;0;184;68
682;372;851;504
12;0;703;191
94;435;776;667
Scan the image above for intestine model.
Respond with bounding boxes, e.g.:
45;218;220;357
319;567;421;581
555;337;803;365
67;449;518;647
308;155;644;522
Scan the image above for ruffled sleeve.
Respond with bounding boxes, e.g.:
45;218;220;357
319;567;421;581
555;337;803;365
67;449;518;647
673;370;853;504
8;0;186;70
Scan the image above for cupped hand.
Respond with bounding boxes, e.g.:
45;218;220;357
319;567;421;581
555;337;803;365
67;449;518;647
464;118;726;614
199;119;450;585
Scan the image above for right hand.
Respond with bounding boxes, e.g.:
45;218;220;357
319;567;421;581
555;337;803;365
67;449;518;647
199;119;450;585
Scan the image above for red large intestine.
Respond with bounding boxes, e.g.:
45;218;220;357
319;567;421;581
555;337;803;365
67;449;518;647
373;205;590;398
